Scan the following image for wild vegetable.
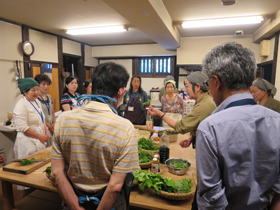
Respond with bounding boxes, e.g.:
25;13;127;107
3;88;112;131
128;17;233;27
133;170;192;194
138;138;159;151
171;162;189;169
139;150;153;163
20;158;35;166
142;99;151;106
158;130;178;136
43;166;52;178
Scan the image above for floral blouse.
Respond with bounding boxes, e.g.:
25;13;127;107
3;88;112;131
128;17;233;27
161;94;184;114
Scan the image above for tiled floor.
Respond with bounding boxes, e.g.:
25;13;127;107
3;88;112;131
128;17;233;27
0;182;144;210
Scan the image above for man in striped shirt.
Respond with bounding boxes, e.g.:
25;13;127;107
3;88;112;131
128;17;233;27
51;62;139;210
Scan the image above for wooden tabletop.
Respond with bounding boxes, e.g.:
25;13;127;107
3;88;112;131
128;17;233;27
0;132;196;210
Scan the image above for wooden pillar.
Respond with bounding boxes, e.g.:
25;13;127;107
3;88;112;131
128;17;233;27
22;25;32;78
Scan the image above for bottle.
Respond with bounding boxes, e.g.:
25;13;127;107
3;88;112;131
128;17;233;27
151;158;159;173
153;154;160;172
146;113;154;129
159;131;170;164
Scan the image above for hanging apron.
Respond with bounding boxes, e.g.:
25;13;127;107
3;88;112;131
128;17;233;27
124;96;146;125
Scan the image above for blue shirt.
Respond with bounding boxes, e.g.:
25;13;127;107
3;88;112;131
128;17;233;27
196;93;280;210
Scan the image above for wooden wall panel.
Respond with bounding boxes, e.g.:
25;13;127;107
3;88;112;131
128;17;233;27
32;66;41;78
48;67;60;112
86;69;90;80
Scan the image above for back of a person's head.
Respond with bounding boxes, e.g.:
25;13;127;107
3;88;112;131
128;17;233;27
202;41;257;91
91;62;129;97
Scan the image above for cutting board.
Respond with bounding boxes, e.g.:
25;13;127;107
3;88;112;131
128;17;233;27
3;147;52;175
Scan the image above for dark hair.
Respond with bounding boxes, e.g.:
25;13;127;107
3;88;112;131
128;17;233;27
190;82;207;93
91;62;129;97
34;74;52;85
83;80;91;89
128;75;143;96
63;76;77;94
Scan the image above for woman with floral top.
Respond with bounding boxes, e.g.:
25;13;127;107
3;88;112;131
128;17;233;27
161;80;184;114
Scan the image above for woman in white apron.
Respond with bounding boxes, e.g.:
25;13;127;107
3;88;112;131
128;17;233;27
61;76;80;111
13;78;50;192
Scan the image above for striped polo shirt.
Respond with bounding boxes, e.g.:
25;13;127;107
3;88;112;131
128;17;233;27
52;101;139;193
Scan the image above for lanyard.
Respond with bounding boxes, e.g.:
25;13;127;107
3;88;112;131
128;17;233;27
25;97;44;124
39;94;50;115
224;98;257;110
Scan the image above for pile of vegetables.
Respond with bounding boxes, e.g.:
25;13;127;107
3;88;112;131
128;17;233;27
139;150;153;164
133;170;192;194
138;137;159;151
20;158;35;166
43;166;52;178
171;162;189;169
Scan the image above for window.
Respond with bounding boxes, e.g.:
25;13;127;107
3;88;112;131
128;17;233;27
134;56;175;78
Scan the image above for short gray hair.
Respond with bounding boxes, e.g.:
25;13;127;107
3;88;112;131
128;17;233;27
202;41;257;91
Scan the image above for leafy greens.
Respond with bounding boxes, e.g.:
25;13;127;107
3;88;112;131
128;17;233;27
138;137;159;151
139;150;153;163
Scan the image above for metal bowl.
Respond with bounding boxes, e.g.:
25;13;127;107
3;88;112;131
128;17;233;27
165;158;191;176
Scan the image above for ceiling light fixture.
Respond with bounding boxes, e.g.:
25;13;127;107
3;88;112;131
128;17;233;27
222;0;236;6
66;25;128;35
181;16;263;28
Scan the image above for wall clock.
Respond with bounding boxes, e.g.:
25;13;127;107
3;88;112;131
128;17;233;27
22;41;35;56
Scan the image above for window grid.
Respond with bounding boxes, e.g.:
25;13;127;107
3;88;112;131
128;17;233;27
139;57;172;74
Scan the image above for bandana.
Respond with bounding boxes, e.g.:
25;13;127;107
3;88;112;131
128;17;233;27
252;78;277;97
186;72;208;91
18;78;39;93
165;80;176;88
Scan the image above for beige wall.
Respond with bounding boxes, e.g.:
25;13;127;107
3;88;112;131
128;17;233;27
29;29;58;62
62;38;81;56
260;37;275;63
84;45;98;67
274;34;280;101
92;44;176;58
0;20;24;164
177;35;260;65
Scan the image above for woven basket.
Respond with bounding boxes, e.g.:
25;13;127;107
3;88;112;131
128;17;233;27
136;129;151;140
150;169;196;200
139;160;152;169
141;148;159;155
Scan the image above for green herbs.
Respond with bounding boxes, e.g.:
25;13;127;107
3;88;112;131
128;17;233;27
138;138;159;151
171;162;189;169
133;170;192;194
158;130;178;136
142;99;151;106
20;158;35;166
43;166;51;178
139;150;153;163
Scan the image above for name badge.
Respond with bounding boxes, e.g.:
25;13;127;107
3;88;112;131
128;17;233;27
128;106;134;111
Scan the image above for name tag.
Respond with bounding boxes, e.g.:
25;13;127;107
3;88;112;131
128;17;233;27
128;106;134;111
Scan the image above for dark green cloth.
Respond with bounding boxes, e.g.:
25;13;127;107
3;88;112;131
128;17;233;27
263;96;280;113
18;78;39;93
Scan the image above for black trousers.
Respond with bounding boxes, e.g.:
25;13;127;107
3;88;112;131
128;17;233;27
192;188;198;210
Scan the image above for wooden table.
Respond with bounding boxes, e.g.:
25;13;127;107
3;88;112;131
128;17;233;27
0;133;196;210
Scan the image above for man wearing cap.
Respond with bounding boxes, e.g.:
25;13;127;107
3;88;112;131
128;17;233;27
148;71;216;149
196;41;280;209
250;78;280;113
158;75;179;101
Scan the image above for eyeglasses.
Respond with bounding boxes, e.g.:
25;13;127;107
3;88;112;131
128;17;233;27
203;77;213;87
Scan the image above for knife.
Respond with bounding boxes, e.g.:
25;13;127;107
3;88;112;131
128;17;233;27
12;159;46;162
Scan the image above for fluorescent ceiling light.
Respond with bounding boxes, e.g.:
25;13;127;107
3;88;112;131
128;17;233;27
66;25;127;35
181;16;263;28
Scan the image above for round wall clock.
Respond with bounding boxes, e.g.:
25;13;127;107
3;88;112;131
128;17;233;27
22;41;35;56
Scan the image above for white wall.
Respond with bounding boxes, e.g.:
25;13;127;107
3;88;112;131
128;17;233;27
92;43;176;58
84;45;98;67
274;34;280;101
177;35;260;65
29;29;58;62
0;20;24;164
62;38;81;56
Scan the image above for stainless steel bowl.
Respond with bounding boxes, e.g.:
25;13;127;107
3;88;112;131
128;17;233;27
165;158;191;176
